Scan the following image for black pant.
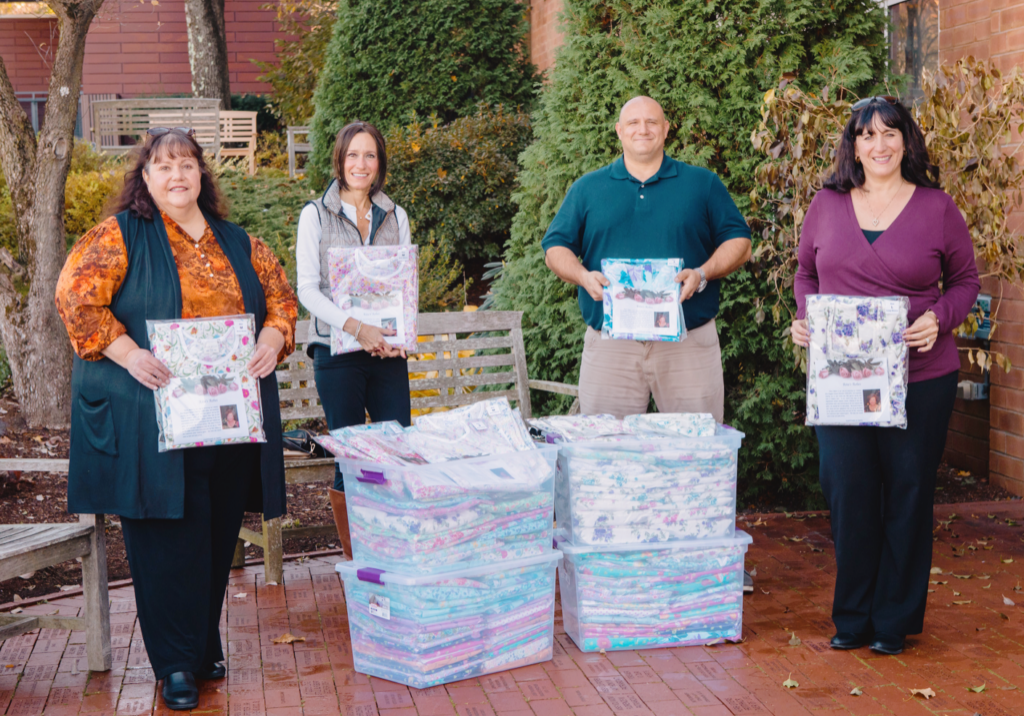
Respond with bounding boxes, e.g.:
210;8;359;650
312;345;411;489
121;443;256;680
816;370;958;636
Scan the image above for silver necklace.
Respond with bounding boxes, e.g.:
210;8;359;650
862;180;905;227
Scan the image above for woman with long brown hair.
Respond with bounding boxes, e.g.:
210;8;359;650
55;128;297;709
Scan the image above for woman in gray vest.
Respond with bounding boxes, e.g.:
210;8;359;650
55;129;297;709
295;121;412;554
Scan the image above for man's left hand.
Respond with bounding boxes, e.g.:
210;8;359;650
675;269;702;302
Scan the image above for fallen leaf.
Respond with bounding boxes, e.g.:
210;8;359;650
953;574;972;579
958;470;971;476
783;674;798;689
1004;558;1014;564
1004;596;1015;606
930;567;944;575
272;633;305;644
850;686;862;696
983;584;992;589
12;595;21;602
968;683;986;693
233;592;247;599
953;600;972;605
979;575;991;579
787;536;805;542
953;591;961;596
930;580;948;585
18;573;34;580
789;632;801;646
749;568;757;578
760;588;771;595
34;495;43;501
910;688;936;699
1001;612;1010;620
9;608;22;614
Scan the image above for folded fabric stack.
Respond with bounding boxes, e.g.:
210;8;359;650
336;553;560;689
539;413;748;651
553;426;742;545
557;532;751;651
323;398;562;686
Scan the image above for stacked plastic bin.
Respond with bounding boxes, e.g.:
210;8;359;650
549;422;752;652
329;418;562;688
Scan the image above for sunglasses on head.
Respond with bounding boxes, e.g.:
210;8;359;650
147;127;196;138
851;96;898;111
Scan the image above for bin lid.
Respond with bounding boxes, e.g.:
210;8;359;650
336;549;563;586
553;529;752;555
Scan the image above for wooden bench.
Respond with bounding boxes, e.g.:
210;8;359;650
240;312;580;582
91;98;221;156
287;126;310;179
219;111;258;175
0;460;111;672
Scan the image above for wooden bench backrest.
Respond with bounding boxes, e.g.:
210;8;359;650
276;312;533;422
91;98;221;154
219;111;257;145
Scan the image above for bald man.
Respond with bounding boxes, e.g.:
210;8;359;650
542;96;752;420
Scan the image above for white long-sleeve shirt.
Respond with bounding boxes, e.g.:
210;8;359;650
295;200;412;335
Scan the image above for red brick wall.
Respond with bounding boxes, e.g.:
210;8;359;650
939;0;1024;493
1;0;286;97
528;0;564;75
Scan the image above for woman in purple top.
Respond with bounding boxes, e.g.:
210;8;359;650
791;97;980;656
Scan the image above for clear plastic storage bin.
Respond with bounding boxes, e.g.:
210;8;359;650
336;551;562;689
337;446;557;573
557;531;751;652
554;427;743;545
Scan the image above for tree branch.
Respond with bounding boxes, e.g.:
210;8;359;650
0;52;40;254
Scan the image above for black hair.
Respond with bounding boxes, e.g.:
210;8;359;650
823;100;939;192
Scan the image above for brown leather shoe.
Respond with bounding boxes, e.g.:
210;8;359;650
328;488;353;559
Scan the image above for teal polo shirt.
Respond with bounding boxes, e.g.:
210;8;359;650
541;154;751;332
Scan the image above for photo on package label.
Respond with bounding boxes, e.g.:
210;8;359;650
220;405;240;429
654;312;669;328
381;317;397;330
863;389;882;413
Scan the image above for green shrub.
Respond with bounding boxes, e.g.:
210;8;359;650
254;0;339;127
491;0;890;508
384;106;532;261
308;0;537;190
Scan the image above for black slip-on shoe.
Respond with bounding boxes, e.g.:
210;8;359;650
743;571;754;594
869;633;905;655
829;632;870;650
194;662;226;680
162;671;199;710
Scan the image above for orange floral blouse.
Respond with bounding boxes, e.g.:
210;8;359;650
56;212;297;362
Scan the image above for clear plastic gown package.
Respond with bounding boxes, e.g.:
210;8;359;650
601;258;685;341
327;245;418;354
554;427;743;545
336;551;561;688
557;531;751;651
804;294;910;429
147;314;265;451
337;446;557;573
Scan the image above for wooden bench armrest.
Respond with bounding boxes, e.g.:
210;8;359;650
528;379;579;398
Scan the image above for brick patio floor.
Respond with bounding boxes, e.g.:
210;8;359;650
2;501;1024;716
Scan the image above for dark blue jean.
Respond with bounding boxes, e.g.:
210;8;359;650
816;370;958;636
311;344;411;489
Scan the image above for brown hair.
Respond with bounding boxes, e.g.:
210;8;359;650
331;121;387;196
109;131;227;220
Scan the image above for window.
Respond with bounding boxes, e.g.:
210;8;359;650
887;0;939;103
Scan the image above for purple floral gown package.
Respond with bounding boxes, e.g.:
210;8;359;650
804;294;910;429
327;245;419;354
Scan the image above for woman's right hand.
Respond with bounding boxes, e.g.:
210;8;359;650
791;319;810;348
126;348;172;390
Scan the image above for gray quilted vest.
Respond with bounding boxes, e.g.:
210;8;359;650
305;179;402;350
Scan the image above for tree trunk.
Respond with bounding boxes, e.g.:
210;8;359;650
185;0;232;109
0;0;106;429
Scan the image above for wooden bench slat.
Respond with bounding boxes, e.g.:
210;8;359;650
410;389;519;410
409;371;515;393
413;335;514;353
0;458;70;473
408;352;515;373
0;525;93;560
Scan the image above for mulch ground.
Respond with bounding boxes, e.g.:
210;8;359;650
0;391;1018;606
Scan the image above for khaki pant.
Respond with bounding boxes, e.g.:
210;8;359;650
578;320;725;421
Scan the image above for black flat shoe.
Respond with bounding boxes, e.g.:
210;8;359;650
194;662;226;680
830;632;870;650
869;632;904;655
162;671;199;710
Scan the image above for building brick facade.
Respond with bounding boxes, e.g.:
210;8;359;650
1;0;284;96
527;0;564;75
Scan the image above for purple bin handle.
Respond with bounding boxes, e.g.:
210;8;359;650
357;568;385;584
358;470;386;484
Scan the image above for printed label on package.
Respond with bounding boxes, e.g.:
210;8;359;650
812;356;891;424
368;594;390;620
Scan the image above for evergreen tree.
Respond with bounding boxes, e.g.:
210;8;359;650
493;0;889;506
308;0;537;189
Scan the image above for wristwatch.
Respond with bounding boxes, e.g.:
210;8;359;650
696;267;708;293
